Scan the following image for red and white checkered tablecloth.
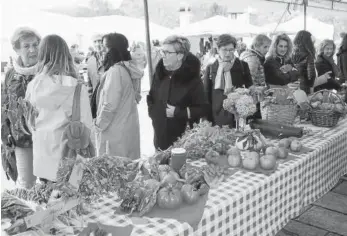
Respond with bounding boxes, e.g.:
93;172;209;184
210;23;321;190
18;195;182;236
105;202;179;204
84;118;347;236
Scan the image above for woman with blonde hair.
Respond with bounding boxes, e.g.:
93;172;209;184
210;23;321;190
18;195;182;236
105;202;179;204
1;27;41;188
25;35;93;182
315;39;341;91
264;33;299;88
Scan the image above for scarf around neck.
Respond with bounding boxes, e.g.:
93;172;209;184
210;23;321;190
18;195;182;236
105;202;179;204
13;57;37;76
214;57;235;95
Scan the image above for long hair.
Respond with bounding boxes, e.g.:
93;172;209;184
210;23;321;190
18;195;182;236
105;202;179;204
102;33;132;71
36;34;77;79
317;39;336;58
267;33;293;61
293;30;316;58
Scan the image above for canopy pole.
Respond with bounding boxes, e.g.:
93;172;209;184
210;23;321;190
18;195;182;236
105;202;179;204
303;0;307;30
143;0;154;88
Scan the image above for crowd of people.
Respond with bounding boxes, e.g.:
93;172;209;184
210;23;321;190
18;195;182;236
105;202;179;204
1;26;347;189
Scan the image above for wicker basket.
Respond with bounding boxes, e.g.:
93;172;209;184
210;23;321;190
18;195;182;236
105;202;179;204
260;88;297;125
261;103;298;125
309;90;345;127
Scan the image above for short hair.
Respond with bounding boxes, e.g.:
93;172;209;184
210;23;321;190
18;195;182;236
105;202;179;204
267;33;293;61
251;34;271;50
163;35;191;56
11;27;41;51
317;39;336;57
216;34;237;49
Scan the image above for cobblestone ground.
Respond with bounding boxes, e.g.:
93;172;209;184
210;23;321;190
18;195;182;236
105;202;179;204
276;174;347;236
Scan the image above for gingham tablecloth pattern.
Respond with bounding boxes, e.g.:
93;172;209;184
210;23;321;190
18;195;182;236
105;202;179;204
84;119;347;236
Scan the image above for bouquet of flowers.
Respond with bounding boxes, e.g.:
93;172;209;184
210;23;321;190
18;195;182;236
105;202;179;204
223;88;257;118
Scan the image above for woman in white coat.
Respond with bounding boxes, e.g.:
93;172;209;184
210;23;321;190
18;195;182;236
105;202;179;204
94;33;141;160
25;35;93;182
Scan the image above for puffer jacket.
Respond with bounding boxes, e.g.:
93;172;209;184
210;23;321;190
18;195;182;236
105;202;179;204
1;59;36;148
240;49;266;86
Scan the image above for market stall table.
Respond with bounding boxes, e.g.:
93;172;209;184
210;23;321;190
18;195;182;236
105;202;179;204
84;118;347;236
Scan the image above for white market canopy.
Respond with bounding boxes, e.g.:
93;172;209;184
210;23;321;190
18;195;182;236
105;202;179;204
1;6;172;57
78;15;173;43
262;15;334;40
174;15;262;37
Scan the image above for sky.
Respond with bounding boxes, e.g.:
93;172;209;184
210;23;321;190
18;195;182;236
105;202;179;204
1;0;124;10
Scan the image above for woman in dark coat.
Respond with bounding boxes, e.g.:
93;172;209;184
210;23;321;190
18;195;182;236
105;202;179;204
337;34;347;102
264;33;299;87
147;35;207;151
291;30;317;94
315;39;341;92
337;34;347;84
203;34;253;127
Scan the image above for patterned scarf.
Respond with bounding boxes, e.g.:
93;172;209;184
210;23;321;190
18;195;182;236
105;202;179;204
214;57;235;95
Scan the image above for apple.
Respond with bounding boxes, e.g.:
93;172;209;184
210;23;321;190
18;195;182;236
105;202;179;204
277;147;289;159
228;155;242;167
290;140;302;152
260;155;277;170
278;138;291;149
242;152;260;170
265;146;279;158
227;147;241;156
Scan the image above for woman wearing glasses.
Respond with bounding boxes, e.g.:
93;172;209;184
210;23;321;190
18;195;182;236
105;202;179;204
147;35;208;151
203;34;253;127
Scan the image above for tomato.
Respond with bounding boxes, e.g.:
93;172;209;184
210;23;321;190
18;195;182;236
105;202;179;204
181;184;200;204
158;165;180;187
157;186;182;209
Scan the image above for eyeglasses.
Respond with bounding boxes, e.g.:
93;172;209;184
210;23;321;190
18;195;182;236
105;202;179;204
160;49;179;57
221;48;236;53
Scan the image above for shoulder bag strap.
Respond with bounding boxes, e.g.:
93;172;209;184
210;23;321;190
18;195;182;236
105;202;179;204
72;83;82;122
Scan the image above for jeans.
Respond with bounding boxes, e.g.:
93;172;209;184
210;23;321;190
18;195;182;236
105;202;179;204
15;147;36;189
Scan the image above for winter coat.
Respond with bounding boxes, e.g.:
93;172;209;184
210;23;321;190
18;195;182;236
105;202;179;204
314;54;341;92
147;53;208;151
87;52;103;91
25;74;93;181
95;63;141;160
264;56;299;87
240;49;266;86
292;49;316;94
337;36;347;84
203;58;253;127
1;60;36;148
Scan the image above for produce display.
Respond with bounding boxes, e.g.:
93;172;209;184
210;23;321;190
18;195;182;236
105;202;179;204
172;121;237;160
118;162;211;214
1;91;337;236
310;90;345;114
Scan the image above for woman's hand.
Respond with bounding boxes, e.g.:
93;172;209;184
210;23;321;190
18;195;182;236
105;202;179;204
280;64;293;73
93;119;102;133
313;71;332;88
166;104;176;118
321;71;332;80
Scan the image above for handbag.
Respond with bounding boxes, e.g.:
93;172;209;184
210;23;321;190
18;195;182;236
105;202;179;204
61;83;95;160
